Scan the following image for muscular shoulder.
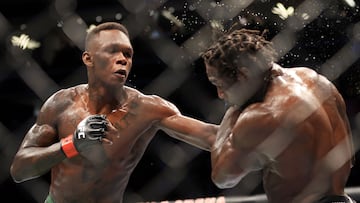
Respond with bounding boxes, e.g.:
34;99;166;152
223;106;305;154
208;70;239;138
270;65;336;110
231;104;281;151
232;65;343;153
283;65;334;90
144;94;180;116
231;80;317;151
281;65;343;111
126;87;180;117
43;84;86;109
37;84;86;124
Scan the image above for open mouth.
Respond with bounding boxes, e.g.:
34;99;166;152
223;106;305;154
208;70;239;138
114;69;127;78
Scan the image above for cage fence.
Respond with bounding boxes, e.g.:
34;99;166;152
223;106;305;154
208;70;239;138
0;0;359;202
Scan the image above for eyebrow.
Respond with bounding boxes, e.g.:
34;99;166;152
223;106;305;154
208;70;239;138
106;43;133;52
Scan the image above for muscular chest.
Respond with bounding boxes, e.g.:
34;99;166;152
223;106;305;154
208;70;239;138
57;103;156;162
56;102;152;139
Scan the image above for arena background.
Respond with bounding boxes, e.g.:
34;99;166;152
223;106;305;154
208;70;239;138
0;0;359;202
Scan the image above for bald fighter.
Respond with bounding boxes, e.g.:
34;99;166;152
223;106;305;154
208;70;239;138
10;22;217;203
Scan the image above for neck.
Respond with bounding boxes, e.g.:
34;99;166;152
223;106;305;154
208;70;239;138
240;67;272;110
86;85;128;114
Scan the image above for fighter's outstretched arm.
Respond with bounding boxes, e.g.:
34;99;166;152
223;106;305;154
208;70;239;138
160;114;218;151
151;95;218;151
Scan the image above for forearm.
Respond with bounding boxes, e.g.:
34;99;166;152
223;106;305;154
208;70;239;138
188;123;217;150
163;123;218;151
166;131;211;151
10;142;66;183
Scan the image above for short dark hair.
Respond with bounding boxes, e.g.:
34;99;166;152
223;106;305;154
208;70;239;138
85;22;130;50
201;29;277;78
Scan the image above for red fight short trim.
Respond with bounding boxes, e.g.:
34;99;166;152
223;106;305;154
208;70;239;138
61;135;79;158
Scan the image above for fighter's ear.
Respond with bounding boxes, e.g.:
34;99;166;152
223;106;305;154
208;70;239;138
82;51;93;67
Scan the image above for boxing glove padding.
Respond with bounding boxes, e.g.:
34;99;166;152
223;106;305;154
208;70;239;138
61;114;108;158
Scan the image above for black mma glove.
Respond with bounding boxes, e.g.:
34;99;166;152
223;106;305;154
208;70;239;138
61;114;108;158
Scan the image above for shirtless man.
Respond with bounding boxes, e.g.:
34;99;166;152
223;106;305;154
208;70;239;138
10;22;217;203
201;29;355;203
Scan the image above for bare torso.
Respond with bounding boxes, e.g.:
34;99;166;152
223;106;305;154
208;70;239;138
50;85;169;203
212;64;353;203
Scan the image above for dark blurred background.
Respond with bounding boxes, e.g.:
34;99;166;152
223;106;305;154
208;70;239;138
0;0;359;202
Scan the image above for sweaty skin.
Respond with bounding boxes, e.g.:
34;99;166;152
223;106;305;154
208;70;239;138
10;27;217;203
209;63;353;203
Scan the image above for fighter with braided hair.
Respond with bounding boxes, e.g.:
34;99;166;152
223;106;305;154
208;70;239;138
203;29;275;80
201;28;355;203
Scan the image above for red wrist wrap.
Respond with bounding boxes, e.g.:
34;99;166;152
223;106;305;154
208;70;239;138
61;135;78;158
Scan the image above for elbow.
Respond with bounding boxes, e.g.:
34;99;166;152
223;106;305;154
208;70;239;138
212;178;227;189
212;176;236;189
211;171;237;189
10;160;33;183
211;167;247;189
10;164;24;183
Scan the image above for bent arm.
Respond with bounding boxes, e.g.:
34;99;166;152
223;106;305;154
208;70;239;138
211;105;275;188
10;123;66;183
211;134;260;188
10;91;70;183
